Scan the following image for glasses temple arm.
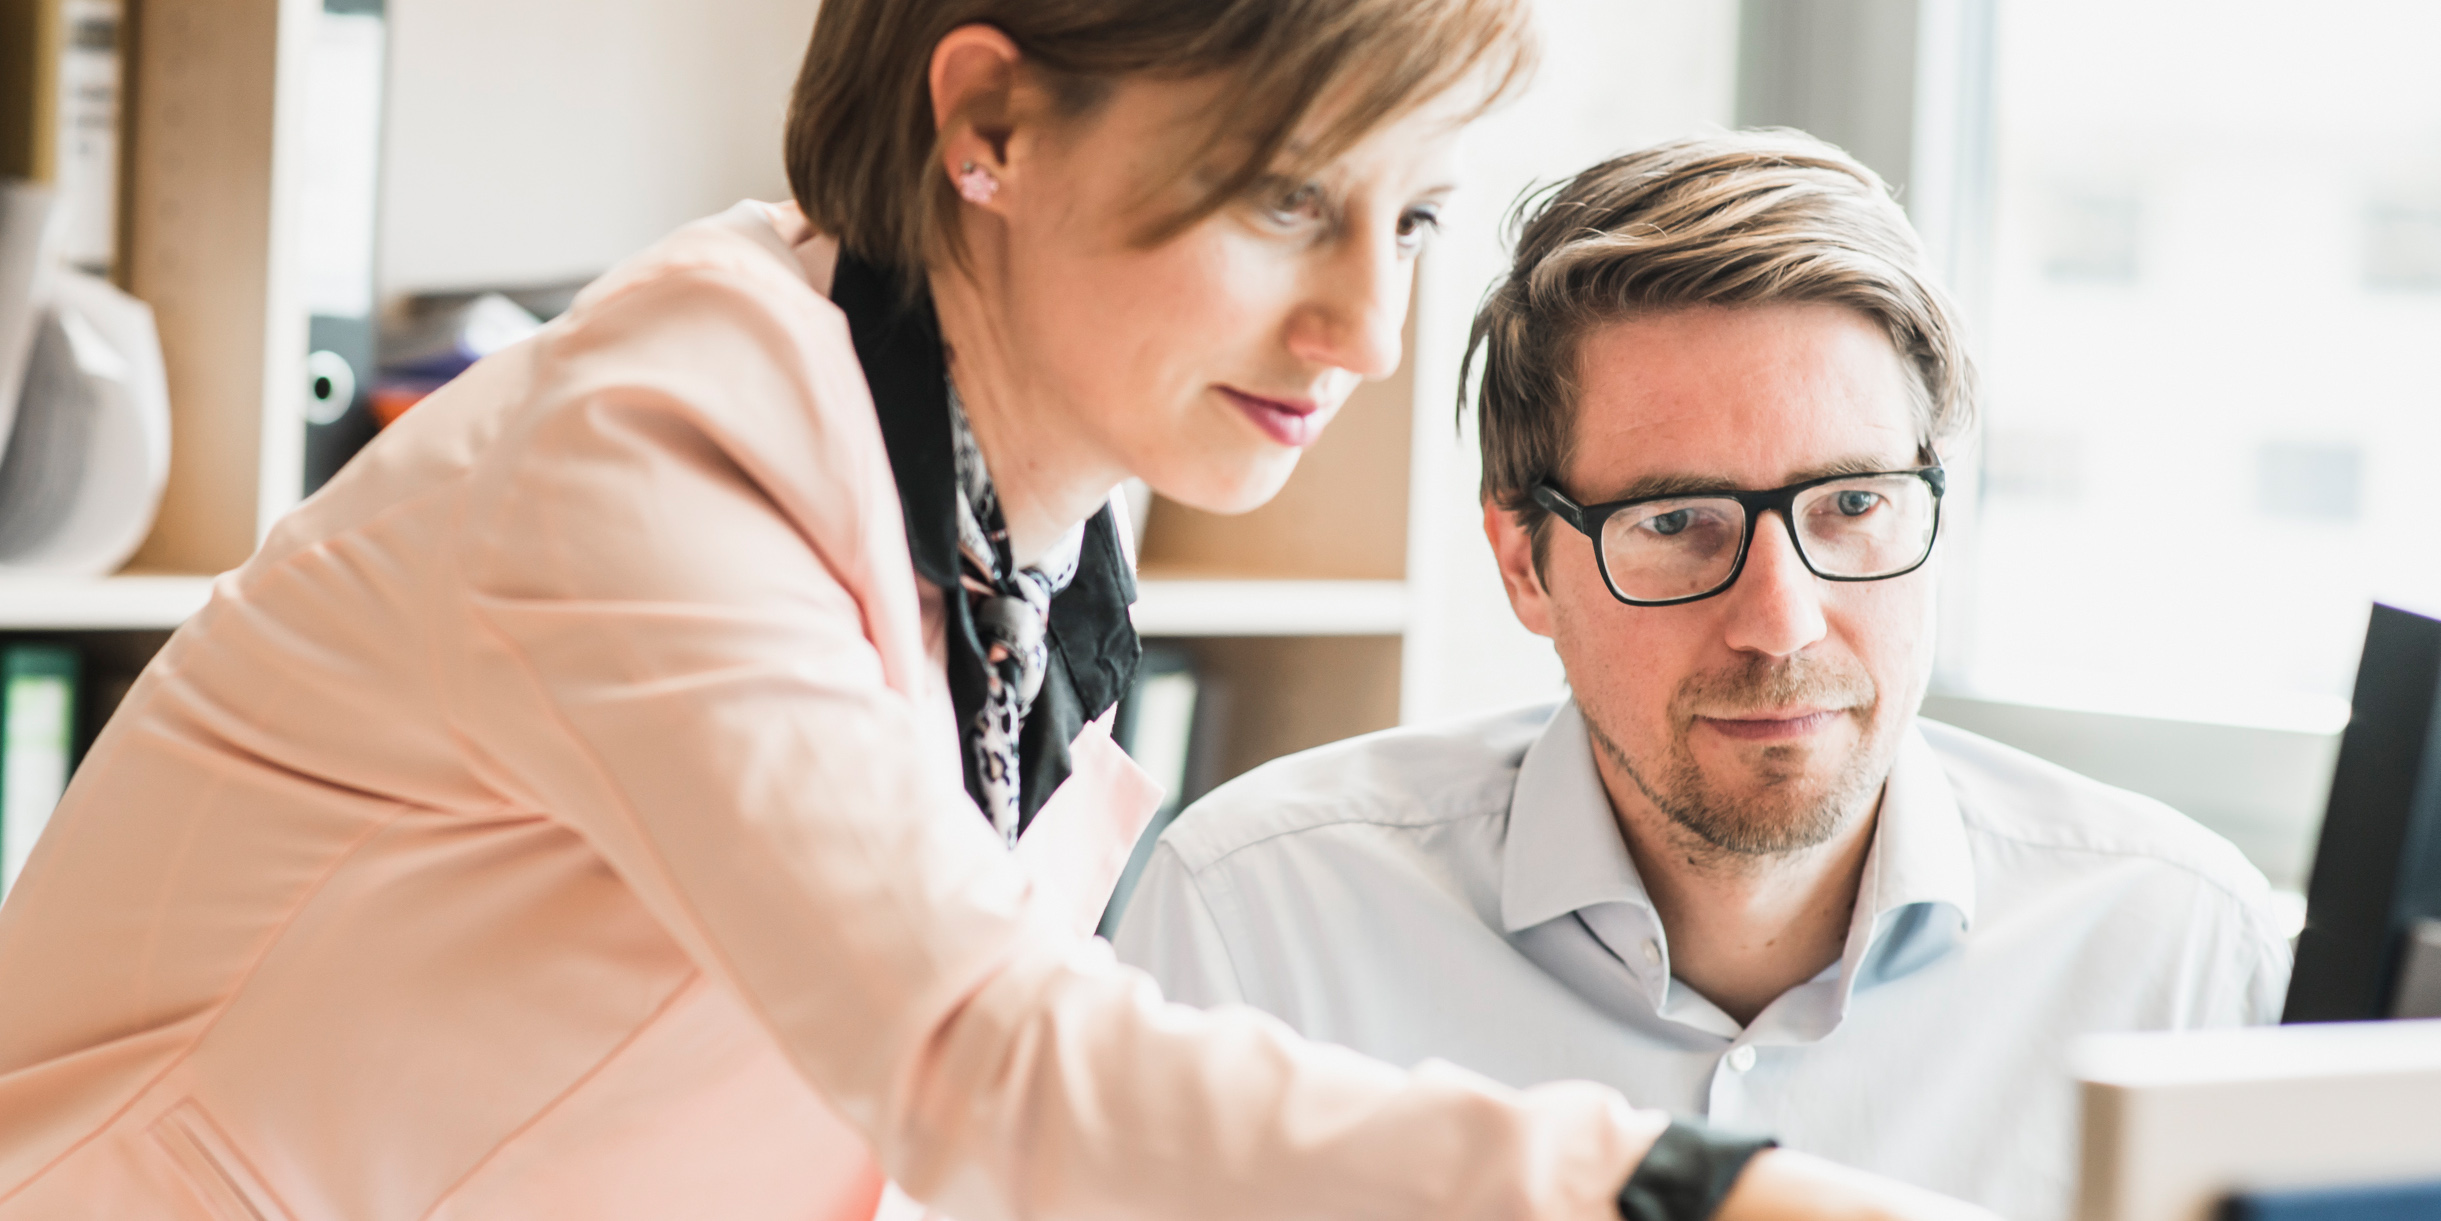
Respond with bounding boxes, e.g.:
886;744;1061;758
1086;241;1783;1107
1528;483;1591;532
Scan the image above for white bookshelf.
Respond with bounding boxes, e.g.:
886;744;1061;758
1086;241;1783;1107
3;0;309;643
1131;578;1405;638
0;573;215;631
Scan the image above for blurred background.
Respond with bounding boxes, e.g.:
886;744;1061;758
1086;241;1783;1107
2;0;2435;913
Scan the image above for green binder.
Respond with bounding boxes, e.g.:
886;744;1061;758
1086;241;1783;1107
1;641;80;898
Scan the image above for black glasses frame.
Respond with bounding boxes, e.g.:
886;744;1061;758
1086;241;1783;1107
1530;464;1948;607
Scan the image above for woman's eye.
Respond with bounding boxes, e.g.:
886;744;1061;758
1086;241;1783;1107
1262;182;1326;227
1395;205;1442;253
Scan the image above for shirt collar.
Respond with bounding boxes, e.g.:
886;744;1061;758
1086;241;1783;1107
1841;721;1977;987
1501;699;1655;934
1500;700;1977;1008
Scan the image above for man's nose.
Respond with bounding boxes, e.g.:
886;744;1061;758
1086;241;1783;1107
1719;512;1829;659
1287;232;1406;381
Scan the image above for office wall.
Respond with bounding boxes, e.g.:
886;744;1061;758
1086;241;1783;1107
378;0;815;294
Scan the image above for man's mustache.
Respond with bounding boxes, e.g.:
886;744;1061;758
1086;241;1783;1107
1674;654;1877;722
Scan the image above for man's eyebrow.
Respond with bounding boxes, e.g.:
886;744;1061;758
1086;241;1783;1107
1600;472;1744;502
1790;453;1910;482
1592;454;1909;503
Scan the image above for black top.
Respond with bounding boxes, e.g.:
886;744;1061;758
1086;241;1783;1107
2283;602;2441;1022
826;251;1141;836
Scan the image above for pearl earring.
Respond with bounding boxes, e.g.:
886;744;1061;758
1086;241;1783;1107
955;160;1001;204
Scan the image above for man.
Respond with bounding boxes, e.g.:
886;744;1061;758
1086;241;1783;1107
1112;131;2290;1221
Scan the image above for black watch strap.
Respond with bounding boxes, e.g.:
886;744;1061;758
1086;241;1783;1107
1615;1118;1778;1221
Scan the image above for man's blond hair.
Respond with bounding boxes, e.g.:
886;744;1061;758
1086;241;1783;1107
1467;129;1975;546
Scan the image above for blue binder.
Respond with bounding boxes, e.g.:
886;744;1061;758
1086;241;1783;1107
2221;1180;2441;1221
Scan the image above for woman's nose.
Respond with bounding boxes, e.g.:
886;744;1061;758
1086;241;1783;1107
1719;512;1829;660
1287;230;1406;380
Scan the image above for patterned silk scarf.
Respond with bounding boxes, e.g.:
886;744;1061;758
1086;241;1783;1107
947;382;1084;844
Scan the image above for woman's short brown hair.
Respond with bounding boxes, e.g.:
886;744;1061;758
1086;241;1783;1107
787;0;1536;273
1466;129;1977;551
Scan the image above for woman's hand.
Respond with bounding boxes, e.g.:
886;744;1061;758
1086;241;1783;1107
1719;1150;2007;1221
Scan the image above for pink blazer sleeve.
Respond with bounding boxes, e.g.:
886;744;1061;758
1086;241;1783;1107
443;249;1666;1221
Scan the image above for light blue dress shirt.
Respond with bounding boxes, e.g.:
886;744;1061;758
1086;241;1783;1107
1112;701;2291;1221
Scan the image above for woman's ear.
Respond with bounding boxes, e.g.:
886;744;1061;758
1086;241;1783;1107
1485;499;1558;639
929;24;1023;212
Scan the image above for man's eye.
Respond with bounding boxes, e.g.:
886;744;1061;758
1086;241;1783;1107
1834;490;1883;517
1642;509;1695;537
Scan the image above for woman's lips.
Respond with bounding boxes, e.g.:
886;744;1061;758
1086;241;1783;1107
1695;709;1844;742
1219;387;1326;448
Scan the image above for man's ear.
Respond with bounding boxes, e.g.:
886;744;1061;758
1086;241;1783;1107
928;24;1023;213
1484;500;1557;639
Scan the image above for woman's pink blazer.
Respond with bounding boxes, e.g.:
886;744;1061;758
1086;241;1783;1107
0;203;1659;1220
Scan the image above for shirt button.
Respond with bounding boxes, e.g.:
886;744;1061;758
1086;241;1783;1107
1727;1045;1758;1073
1641;939;1662;967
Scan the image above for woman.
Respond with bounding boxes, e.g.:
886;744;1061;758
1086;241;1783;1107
0;2;1988;1218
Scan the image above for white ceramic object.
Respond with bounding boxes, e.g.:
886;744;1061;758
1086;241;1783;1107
0;184;60;461
0;271;172;575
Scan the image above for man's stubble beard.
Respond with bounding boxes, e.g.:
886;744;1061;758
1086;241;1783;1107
1587;652;1896;861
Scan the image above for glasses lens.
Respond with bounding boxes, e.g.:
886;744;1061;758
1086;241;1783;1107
1598;497;1747;602
1791;474;1938;577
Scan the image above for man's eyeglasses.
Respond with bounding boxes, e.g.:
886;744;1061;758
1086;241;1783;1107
1530;464;1947;607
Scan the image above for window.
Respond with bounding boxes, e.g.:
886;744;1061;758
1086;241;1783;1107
1958;0;2441;726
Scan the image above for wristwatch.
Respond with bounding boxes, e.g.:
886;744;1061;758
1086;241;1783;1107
1615;1118;1778;1221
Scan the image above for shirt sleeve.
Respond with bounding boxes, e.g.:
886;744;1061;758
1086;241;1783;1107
2185;867;2295;1029
1110;839;1251;1010
2238;896;2297;1026
446;258;1666;1221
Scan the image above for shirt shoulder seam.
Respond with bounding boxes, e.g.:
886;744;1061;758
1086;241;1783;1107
1171;794;1510;876
1166;842;1260;1006
1918;722;2273;909
1952;804;2277;931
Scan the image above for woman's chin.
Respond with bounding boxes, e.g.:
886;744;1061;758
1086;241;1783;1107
1142;449;1304;517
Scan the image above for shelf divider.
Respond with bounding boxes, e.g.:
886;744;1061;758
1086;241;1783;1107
0;573;216;630
1131;577;1406;638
